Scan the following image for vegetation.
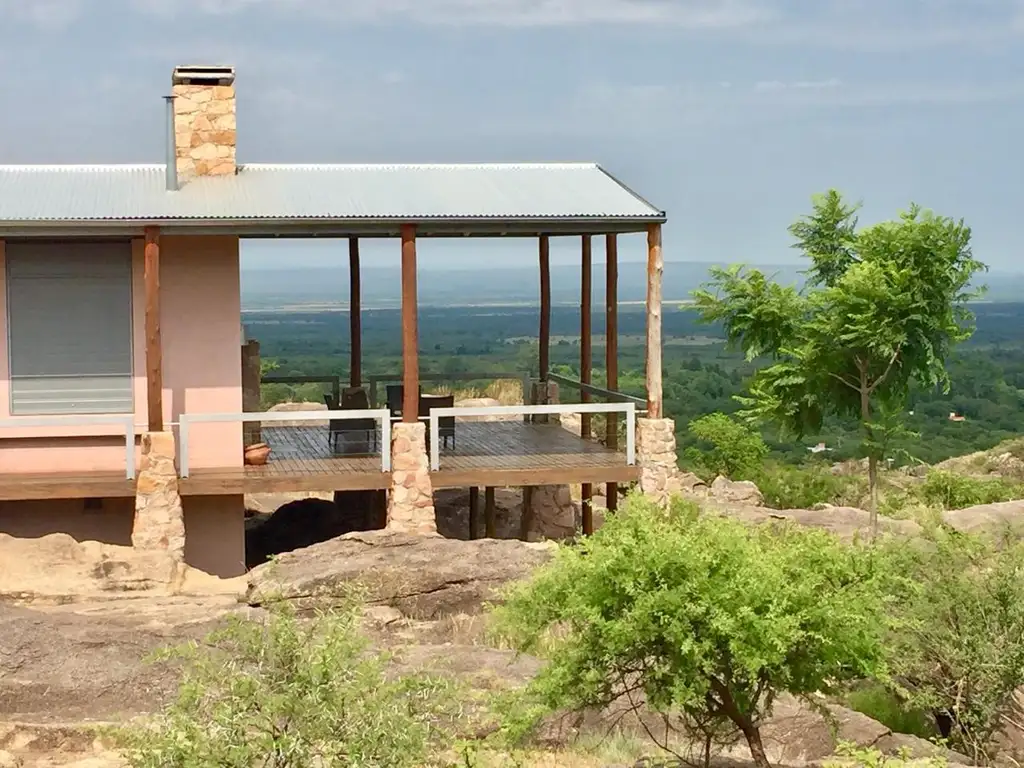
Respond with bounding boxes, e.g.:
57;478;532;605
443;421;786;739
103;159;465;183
118;597;459;768
490;495;889;768
693;191;985;526
879;527;1024;763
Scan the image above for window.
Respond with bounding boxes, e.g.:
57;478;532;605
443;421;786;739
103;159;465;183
6;240;134;415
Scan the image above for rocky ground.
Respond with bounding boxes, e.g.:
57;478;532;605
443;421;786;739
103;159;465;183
4;496;1024;767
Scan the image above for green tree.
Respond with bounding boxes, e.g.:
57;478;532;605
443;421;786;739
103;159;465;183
693;190;985;529
684;412;768;481
491;495;889;768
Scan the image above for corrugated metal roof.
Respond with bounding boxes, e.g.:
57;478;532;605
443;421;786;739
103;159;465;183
0;163;664;233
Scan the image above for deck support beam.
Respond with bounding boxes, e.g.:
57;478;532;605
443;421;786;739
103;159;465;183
539;235;551;381
349;238;362;389
646;223;663;418
605;233;619;513
400;224;419;421
143;227;164;432
580;235;593;535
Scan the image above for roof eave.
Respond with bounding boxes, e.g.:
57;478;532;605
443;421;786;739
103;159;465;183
0;213;667;239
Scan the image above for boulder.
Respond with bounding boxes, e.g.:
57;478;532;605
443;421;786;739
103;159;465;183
942;500;1024;537
432;487;523;540
709;504;922;542
246;529;554;619
710;476;764;506
245;497;367;570
453;397;516;422
265;401;327;427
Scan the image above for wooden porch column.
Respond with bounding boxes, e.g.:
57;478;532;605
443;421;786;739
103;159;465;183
400;224;419;421
539;235;551;381
349;238;362;389
605;234;619;513
646;223;663;418
143;226;164;432
580;235;593;535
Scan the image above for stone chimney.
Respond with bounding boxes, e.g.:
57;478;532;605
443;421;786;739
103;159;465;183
171;65;236;180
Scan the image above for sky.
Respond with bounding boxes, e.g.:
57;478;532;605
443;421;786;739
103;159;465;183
1;0;1022;272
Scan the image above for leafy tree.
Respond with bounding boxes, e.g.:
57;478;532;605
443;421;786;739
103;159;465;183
693;190;985;529
684;412;768;481
490;495;889;768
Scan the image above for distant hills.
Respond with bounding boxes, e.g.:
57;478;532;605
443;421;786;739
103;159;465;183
240;262;1022;310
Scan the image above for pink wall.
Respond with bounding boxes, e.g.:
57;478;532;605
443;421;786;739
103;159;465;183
0;235;243;473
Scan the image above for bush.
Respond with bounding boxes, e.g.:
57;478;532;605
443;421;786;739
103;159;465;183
118;597;459;768
756;461;864;510
684;412;769;481
879;528;1024;763
842;682;936;741
490;495;889;768
916;470;1023;510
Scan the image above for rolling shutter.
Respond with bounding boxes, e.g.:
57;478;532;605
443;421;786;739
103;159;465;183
6;241;134;415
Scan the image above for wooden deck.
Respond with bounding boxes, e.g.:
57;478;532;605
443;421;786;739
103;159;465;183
0;421;638;500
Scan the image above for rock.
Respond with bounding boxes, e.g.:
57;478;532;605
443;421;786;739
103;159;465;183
244;491;333;514
708;504;922;542
710;476;764;506
432;487;523;540
0;750;20;768
265;401;327;427
453;397;517;422
942;500;1024;537
246;529;554;619
244;497;372;570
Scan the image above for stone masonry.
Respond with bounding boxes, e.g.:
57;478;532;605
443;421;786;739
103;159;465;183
526;485;579;541
132;431;186;561
172;82;236;179
637;416;682;506
387;422;438;535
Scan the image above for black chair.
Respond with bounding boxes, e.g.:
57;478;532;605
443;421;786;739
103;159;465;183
386;384;422;419
325;390;376;453
420;393;456;448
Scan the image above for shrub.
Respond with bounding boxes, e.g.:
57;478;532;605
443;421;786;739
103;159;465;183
490;495;889;768
756;461;864;510
879;528;1024;762
684;412;769;481
118;598;459;768
916;470;1023;510
842;682;936;741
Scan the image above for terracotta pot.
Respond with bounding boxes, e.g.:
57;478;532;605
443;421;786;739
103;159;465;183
244;442;271;466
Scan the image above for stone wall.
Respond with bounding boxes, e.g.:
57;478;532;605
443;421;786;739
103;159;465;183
172;82;236;179
637;417;682;505
387;422;437;535
526;485;579;541
132;431;186;561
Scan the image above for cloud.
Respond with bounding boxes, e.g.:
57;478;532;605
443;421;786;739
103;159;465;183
0;0;82;27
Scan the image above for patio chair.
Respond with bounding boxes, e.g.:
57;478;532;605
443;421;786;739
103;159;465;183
324;390;376;452
420;393;456;448
385;384;422;419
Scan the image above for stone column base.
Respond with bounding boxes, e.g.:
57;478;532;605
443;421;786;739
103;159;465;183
525;485;579;541
132;431;186;561
637;417;681;506
387;421;437;535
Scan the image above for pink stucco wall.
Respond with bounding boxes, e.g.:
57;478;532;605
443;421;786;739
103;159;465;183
0;235;243;474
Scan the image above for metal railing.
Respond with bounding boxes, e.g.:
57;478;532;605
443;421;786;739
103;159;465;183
262;374;341;404
0;414;137;479
368;372;531;409
426;402;636;472
546;373;646;407
178;409;392;477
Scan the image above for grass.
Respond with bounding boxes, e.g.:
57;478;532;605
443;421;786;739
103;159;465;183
842;683;937;741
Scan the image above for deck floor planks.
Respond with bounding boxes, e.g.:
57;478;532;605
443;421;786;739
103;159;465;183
0;420;639;500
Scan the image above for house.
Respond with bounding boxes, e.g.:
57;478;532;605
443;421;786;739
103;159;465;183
0;65;668;578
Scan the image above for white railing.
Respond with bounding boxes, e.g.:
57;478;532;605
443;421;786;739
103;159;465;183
0;414;137;479
178;409;392;477
427;402;636;472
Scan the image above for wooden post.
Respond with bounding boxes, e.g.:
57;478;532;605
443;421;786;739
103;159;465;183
349;238;362;389
400;224;419;421
521;486;533;541
469;486;479;540
580;235;593;535
143;227;163;432
605;234;619;513
485;487;496;539
539;235;551;381
646;223;663;419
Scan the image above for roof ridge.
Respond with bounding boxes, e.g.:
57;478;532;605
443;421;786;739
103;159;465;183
0;164;163;171
238;162;600;171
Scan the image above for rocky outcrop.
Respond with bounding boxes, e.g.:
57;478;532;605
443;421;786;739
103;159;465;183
710;476;765;506
246;529;554;619
942;500;1024;536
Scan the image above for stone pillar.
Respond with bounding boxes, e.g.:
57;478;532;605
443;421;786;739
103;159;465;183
241;340;261;446
637;417;681;505
530;380;557;424
387;422;437;535
526;485;579;541
132;431;186;561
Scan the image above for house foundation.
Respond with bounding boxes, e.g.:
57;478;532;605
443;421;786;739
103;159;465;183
387;421;437;535
131;431;186;560
637;417;681;505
